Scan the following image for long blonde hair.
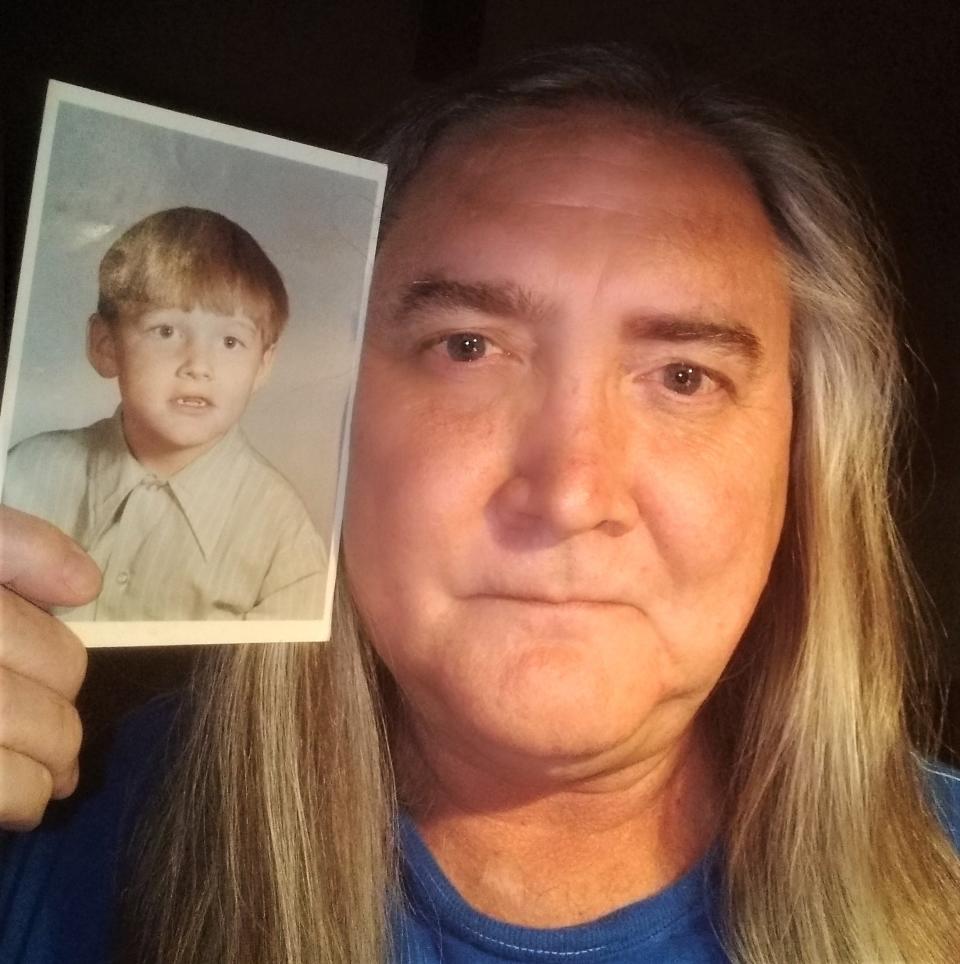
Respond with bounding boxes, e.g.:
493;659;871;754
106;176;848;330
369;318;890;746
120;587;394;963
121;45;959;963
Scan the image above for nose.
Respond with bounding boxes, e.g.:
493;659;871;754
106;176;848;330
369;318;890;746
177;338;214;380
493;375;641;540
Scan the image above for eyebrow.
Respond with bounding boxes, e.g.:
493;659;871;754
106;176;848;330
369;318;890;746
623;314;763;364
229;316;260;334
395;277;763;364
396;278;550;326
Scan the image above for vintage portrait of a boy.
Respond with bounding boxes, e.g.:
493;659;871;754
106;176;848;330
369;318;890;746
0;83;385;645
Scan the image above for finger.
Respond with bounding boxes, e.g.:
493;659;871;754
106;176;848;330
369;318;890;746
0;506;101;608
51;759;80;801
0;667;84;778
0;745;54;831
0;589;88;699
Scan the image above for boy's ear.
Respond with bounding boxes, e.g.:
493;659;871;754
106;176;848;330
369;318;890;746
253;342;277;392
87;314;120;378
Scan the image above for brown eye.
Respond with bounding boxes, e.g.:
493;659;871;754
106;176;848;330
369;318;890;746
445;333;488;362
663;363;705;395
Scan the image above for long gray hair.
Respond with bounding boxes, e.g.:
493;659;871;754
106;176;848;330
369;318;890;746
122;45;960;963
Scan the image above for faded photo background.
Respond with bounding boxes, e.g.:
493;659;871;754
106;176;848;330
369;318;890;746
7;100;380;546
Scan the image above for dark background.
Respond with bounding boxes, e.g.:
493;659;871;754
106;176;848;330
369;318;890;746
3;0;959;761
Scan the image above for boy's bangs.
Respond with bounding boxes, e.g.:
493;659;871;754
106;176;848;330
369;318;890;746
98;208;288;343
159;271;278;339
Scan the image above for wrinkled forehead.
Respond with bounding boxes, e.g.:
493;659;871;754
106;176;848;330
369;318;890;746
375;107;788;322
391;106;773;234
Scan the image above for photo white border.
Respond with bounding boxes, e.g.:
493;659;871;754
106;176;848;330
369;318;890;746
0;80;386;647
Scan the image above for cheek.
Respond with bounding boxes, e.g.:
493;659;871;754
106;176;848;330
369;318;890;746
660;446;786;567
346;357;503;564
641;405;792;638
117;349;164;396
223;361;260;400
344;359;503;618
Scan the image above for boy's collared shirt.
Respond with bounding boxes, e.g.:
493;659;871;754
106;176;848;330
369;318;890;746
3;410;326;621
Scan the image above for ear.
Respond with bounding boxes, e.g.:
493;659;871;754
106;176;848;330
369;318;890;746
252;341;277;393
87;314;120;378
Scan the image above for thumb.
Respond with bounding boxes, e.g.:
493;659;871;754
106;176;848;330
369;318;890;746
0;506;101;607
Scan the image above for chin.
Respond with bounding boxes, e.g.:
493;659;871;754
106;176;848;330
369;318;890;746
468;707;662;783
160;426;221;449
444;643;668;765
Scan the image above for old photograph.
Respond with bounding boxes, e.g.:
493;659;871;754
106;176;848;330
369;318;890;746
0;82;386;645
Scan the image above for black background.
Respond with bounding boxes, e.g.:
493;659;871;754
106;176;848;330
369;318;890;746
3;0;959;760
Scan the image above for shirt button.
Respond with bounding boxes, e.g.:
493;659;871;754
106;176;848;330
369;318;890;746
117;571;130;586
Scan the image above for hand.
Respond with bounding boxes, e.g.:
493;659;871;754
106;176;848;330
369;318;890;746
0;506;101;830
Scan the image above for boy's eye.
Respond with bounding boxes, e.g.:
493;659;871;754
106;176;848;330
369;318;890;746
154;325;176;338
223;336;244;349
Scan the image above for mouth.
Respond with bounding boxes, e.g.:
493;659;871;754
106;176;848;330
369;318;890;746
173;396;213;409
476;593;629;610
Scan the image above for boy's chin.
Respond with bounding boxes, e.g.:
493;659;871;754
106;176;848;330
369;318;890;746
130;422;231;473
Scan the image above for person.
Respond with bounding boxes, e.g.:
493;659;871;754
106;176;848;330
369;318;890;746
2;44;959;964
2;207;326;621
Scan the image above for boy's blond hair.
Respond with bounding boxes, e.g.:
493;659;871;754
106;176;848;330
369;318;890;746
97;207;288;345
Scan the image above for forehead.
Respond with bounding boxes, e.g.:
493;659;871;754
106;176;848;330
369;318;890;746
376;110;788;318
124;305;261;334
426;111;756;211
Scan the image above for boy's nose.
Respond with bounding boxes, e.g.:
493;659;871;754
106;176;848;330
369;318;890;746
178;346;213;380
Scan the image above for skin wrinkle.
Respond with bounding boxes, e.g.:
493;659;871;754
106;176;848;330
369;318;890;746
452;114;756;220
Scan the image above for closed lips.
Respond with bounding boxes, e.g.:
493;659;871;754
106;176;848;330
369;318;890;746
476;592;630;608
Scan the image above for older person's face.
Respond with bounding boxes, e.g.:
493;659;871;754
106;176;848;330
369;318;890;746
345;111;793;780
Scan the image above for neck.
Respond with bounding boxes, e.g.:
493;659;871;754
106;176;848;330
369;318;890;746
400;720;720;928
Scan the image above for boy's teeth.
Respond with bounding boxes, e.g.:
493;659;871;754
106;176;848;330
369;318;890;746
177;397;207;407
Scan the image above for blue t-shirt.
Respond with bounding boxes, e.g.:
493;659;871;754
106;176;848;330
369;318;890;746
2;699;959;964
393;813;728;962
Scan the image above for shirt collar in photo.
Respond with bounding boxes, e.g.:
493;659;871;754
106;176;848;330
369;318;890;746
86;408;251;561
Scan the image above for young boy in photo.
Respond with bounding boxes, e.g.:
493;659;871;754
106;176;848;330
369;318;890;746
2;207;326;621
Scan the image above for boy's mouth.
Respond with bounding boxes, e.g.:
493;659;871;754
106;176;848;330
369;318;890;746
174;396;213;409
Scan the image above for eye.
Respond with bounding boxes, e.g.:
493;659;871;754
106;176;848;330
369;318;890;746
443;332;491;362
223;335;245;350
418;329;514;373
660;363;720;396
153;324;176;339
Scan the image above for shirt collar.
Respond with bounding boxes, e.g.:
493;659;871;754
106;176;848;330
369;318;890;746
87;409;251;561
87;411;153;537
165;425;250;560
